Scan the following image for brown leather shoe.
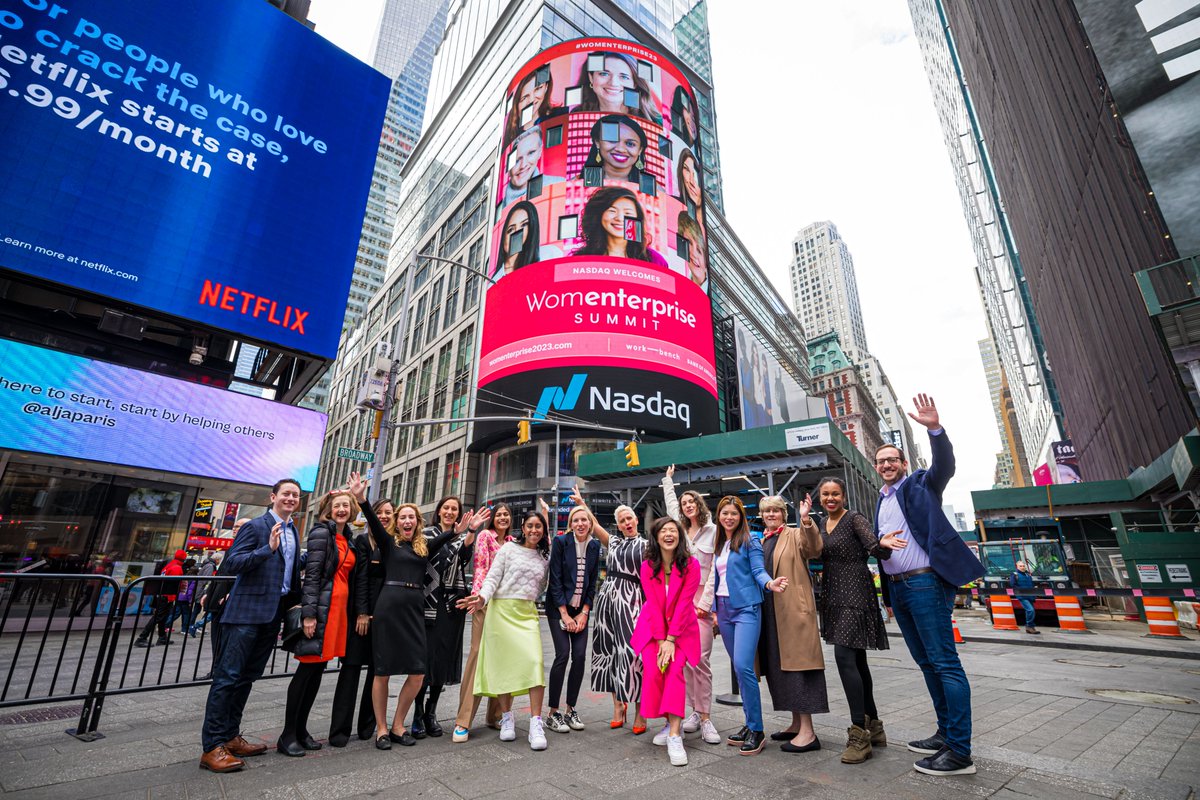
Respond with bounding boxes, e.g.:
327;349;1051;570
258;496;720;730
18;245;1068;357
225;735;268;757
199;745;245;773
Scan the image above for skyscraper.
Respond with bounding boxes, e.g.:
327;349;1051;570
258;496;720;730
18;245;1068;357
979;336;1028;488
302;0;449;411
907;0;1061;478
315;0;808;509
789;221;869;365
907;0;1195;479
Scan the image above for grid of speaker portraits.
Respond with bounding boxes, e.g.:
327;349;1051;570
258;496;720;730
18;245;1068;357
490;42;708;293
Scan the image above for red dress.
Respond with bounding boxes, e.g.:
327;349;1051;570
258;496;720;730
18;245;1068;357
297;536;356;663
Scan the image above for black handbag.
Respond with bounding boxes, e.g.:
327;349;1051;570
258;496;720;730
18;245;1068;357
280;604;304;652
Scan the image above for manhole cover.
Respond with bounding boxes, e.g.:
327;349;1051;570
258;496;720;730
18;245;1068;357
0;705;83;725
1087;689;1195;705
1055;659;1124;668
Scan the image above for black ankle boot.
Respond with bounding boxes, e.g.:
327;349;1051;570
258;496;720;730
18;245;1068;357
410;705;427;739
423;710;443;737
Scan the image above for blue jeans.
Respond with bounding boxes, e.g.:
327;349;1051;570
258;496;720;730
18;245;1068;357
201;618;279;752
890;571;972;757
1016;598;1036;628
715;597;763;732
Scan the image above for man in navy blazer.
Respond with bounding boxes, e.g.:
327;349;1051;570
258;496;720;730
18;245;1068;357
199;478;303;773
874;394;984;777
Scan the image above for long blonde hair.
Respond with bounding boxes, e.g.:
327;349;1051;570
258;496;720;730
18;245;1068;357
394;503;428;556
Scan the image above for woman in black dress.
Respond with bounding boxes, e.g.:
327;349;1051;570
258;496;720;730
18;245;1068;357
411;496;482;738
814;476;903;764
328;498;391;746
348;474;480;750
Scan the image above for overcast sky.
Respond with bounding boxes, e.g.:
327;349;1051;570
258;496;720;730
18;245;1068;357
309;0;1000;518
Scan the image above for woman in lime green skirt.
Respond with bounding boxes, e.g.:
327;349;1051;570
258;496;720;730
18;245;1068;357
459;509;551;750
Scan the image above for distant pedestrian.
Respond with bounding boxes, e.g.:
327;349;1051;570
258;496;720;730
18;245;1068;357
198;480;303;773
1009;562;1039;634
135;550;185;647
874;394;985;776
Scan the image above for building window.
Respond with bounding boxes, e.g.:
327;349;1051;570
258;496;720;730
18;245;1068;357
404;467;420;503
443;450;462;498
422;457;440;504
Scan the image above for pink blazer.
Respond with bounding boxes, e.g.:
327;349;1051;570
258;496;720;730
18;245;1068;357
630;557;702;667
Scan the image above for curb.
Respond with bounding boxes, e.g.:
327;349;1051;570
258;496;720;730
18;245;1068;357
886;629;1200;660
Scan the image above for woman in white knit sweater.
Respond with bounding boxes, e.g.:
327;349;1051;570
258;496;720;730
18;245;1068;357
459;509;551;750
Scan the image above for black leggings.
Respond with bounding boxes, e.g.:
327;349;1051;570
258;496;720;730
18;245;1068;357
548;607;588;709
282;661;325;742
414;681;443;720
833;645;877;728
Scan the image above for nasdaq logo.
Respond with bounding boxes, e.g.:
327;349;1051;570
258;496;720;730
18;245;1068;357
533;374;587;419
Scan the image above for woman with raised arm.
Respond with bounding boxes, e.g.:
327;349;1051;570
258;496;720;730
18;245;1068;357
348;473;480;751
452;502;513;742
582;489;649;734
631;517;701;767
659;465;720;745
459;507;552;751
757;494;827;755
712;495;789;756
814;476;904;764
277;488;368;757
411;496;490;739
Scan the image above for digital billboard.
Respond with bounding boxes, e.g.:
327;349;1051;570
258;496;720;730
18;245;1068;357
0;0;389;358
0;338;325;489
476;39;718;442
1073;1;1200;256
733;318;823;429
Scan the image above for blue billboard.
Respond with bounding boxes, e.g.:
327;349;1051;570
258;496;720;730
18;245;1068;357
0;0;389;358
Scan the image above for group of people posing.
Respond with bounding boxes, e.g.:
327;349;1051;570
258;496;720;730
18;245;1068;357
199;395;984;779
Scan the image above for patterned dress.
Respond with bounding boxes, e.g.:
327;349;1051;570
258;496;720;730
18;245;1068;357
590;534;647;701
819;511;890;650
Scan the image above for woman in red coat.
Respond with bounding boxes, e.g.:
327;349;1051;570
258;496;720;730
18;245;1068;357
631;517;700;768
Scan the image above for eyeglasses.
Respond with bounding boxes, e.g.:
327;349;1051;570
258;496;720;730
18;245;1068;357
874;456;903;466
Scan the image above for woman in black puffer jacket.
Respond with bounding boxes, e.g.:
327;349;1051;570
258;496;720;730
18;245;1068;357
278;489;368;757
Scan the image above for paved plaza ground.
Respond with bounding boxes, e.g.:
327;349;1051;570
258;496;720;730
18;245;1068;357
1;612;1198;800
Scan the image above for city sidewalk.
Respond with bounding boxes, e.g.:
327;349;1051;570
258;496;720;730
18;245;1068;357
948;609;1200;659
0;624;1197;799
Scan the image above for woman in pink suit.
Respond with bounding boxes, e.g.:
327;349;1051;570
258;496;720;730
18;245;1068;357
631;517;701;768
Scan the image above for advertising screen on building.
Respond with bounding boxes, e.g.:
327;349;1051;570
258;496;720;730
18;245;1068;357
476;38;718;442
0;0;389;358
0;338;326;489
1073;1;1200;256
734;318;821;429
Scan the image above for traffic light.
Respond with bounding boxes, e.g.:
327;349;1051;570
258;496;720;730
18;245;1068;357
517;419;531;445
624;441;640;468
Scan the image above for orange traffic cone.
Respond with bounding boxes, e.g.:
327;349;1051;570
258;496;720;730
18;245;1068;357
951;617;964;644
1053;595;1092;634
1143;597;1188;639
989;595;1019;631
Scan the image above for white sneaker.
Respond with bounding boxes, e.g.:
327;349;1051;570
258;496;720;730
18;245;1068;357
499;712;516;742
682;712;701;733
667;735;688;766
700;719;721;745
652;725;670;745
528;716;547;750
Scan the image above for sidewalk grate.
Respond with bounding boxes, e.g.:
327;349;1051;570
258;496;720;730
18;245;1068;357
0;705;83;725
1087;689;1195;705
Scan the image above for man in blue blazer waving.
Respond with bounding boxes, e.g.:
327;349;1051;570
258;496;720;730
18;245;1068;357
874;394;984;777
199;478;303;773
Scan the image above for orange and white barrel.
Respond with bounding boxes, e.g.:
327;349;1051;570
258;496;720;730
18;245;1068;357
989;595;1019;631
1143;596;1187;639
1053;595;1091;633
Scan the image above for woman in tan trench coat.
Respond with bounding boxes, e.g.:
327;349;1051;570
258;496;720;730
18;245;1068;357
757;494;828;753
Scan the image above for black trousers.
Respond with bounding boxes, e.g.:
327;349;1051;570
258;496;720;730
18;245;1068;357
548;605;588;709
282;661;325;743
137;596;174;641
833;645;878;727
330;661;375;739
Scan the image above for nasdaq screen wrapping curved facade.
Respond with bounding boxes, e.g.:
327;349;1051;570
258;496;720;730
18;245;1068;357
0;0;389;358
475;38;718;442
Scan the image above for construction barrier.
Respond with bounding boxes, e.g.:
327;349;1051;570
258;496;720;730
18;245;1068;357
989;595;1019;631
951;617;964;644
1143;596;1188;639
1052;595;1092;634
